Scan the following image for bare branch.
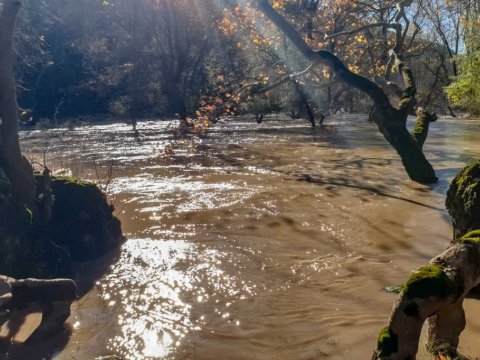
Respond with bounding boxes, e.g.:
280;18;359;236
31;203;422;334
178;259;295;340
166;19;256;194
325;22;401;40
257;0;392;109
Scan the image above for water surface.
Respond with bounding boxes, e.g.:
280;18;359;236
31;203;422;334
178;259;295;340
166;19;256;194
17;115;480;359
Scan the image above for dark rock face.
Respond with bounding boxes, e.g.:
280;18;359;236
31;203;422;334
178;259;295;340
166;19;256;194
49;176;124;262
0;168;124;278
0;168;35;278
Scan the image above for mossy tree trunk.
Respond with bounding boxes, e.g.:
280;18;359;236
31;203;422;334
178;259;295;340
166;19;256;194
256;0;438;184
374;162;480;359
373;239;479;360
0;0;36;210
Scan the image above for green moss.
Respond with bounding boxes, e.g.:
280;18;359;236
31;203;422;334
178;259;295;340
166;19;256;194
412;108;438;149
404;264;455;300
461;229;480;240
377;327;398;357
398;67;416;112
51;176;105;210
454;229;480;245
1;170;123;277
413;111;428;146
446;161;480;237
0;165;123;277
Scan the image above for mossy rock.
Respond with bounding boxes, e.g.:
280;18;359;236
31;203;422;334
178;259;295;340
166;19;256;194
404;264;456;300
376;327;398;357
1;168;123;277
446;161;480;237
48;176;124;262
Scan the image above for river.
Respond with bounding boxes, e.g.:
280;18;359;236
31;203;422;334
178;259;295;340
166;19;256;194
12;115;480;359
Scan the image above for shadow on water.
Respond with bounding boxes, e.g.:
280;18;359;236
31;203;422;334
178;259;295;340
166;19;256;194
0;248;121;359
296;172;443;211
0;316;72;360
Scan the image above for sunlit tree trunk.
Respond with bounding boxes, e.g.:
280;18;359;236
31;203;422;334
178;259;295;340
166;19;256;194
0;0;36;209
257;0;438;184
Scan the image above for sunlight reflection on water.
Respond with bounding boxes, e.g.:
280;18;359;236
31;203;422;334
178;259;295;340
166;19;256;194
109;174;257;213
98;239;256;359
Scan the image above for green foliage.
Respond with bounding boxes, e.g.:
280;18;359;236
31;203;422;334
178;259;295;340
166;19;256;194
445;31;480;116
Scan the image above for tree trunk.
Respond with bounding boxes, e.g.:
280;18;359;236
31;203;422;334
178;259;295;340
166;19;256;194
293;80;315;127
373;243;477;360
372;106;438;184
374;162;480;359
0;0;36;209
257;0;438;184
164;74;187;119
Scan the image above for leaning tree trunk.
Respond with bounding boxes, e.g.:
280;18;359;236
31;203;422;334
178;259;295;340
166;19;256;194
256;0;438;184
0;0;36;209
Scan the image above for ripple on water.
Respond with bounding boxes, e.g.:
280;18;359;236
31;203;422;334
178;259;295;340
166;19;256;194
17;117;480;359
98;239;257;359
109;174;258;213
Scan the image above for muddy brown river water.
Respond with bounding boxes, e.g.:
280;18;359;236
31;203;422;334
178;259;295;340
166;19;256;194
8;115;480;359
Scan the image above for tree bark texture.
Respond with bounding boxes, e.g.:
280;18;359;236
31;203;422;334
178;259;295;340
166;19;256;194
0;0;36;209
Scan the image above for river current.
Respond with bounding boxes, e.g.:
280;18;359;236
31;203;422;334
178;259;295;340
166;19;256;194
9;115;480;359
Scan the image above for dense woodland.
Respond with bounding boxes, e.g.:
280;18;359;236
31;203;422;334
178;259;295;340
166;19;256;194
7;0;480;124
1;1;480;359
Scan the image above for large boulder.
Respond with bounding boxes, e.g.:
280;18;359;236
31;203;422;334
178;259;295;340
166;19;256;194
48;176;124;262
0;167;124;278
446;160;480;239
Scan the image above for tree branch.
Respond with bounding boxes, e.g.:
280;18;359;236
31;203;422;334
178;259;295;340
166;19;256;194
325;22;401;41
255;0;438;184
257;0;392;110
0;0;37;209
254;64;314;94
